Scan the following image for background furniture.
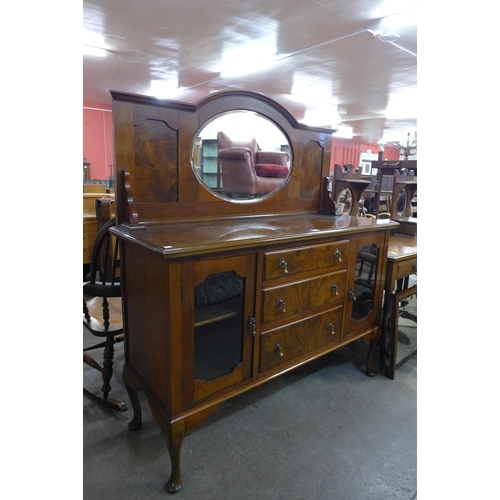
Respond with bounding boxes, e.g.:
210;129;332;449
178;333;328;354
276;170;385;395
217;131;290;198
83;217;127;412
361;174;393;216
110;90;397;493
380;234;417;379
83;191;115;267
331;163;371;216
369;160;417;235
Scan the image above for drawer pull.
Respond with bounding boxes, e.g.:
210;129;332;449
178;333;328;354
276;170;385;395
275;343;284;357
331;283;339;296
334;248;342;263
279;257;288;275
348;287;356;300
277;298;286;314
247;315;256;336
327;322;335;335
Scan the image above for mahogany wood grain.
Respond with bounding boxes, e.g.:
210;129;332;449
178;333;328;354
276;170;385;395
110;90;397;493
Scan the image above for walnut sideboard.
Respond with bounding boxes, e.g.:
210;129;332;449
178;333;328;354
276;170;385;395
108;89;397;492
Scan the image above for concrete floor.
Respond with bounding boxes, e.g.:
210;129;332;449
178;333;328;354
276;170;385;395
83;334;417;500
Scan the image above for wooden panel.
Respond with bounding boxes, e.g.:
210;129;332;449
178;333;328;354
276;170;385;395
260;306;343;373
263;240;349;281
121;243;170;407
262;270;346;324
300;140;323;200
133;117;178;203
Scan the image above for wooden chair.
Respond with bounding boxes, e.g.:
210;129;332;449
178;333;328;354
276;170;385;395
83;217;127;412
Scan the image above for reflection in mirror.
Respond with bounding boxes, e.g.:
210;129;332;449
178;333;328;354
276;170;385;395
352;244;379;321
193;271;244;382
191;111;292;201
396;189;407;216
337;188;353;215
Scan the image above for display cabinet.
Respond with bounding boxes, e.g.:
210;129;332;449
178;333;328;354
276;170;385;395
109;90;397;493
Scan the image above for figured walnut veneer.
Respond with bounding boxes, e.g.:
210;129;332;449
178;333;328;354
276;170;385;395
109;90;397;493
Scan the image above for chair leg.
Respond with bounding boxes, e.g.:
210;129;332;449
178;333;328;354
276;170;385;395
83;352;102;372
83;387;128;412
101;335;115;399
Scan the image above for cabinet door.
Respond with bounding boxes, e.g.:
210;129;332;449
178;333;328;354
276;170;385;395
182;254;256;406
344;233;386;339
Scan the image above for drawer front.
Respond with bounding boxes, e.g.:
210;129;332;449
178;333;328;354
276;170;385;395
263;240;349;280
396;257;417;278
260;306;343;373
262;269;346;324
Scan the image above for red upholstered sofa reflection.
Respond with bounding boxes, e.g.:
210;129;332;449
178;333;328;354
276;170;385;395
217;131;290;198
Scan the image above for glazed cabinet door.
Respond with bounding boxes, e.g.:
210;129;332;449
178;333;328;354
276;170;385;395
344;232;386;340
181;254;256;407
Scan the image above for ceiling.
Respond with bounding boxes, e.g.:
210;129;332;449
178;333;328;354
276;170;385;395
83;0;417;145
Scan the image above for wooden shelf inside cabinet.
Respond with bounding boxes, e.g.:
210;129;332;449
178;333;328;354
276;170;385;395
194;297;241;327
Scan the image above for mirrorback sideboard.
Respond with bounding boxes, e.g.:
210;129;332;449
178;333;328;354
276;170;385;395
109;89;397;493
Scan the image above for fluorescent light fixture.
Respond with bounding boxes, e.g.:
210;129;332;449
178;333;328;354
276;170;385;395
220;52;277;78
385;90;417;119
291;82;335;104
83;45;107;57
332;127;353;139
373;31;400;43
219;36;278;78
151;79;179;98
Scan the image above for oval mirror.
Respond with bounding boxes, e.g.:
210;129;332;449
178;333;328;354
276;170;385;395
191;111;292;202
336;187;353;215
396;189;407;216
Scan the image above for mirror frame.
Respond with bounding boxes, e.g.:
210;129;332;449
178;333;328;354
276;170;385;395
191;110;293;203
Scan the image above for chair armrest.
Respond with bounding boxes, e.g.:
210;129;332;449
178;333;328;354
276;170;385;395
256;151;289;166
218;147;253;161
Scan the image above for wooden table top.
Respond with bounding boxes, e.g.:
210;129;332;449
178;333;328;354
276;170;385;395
111;214;399;258
387;234;417;261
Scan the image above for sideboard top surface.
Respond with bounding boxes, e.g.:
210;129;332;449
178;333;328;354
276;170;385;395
111;214;398;258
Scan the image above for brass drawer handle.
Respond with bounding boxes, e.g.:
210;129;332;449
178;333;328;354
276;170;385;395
331;283;339;296
348;287;356;300
277;298;286;314
279;257;288;275
334;248;342;263
327;322;335;335
275;343;284;357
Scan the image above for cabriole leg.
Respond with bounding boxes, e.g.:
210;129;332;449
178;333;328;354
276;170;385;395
150;406;186;494
123;367;142;430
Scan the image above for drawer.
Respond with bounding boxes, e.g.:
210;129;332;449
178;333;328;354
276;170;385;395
395;257;417;279
263;240;349;280
262;269;346;324
260;306;343;373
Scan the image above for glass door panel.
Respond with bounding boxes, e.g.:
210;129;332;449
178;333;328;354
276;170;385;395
352;244;379;321
194;271;244;382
